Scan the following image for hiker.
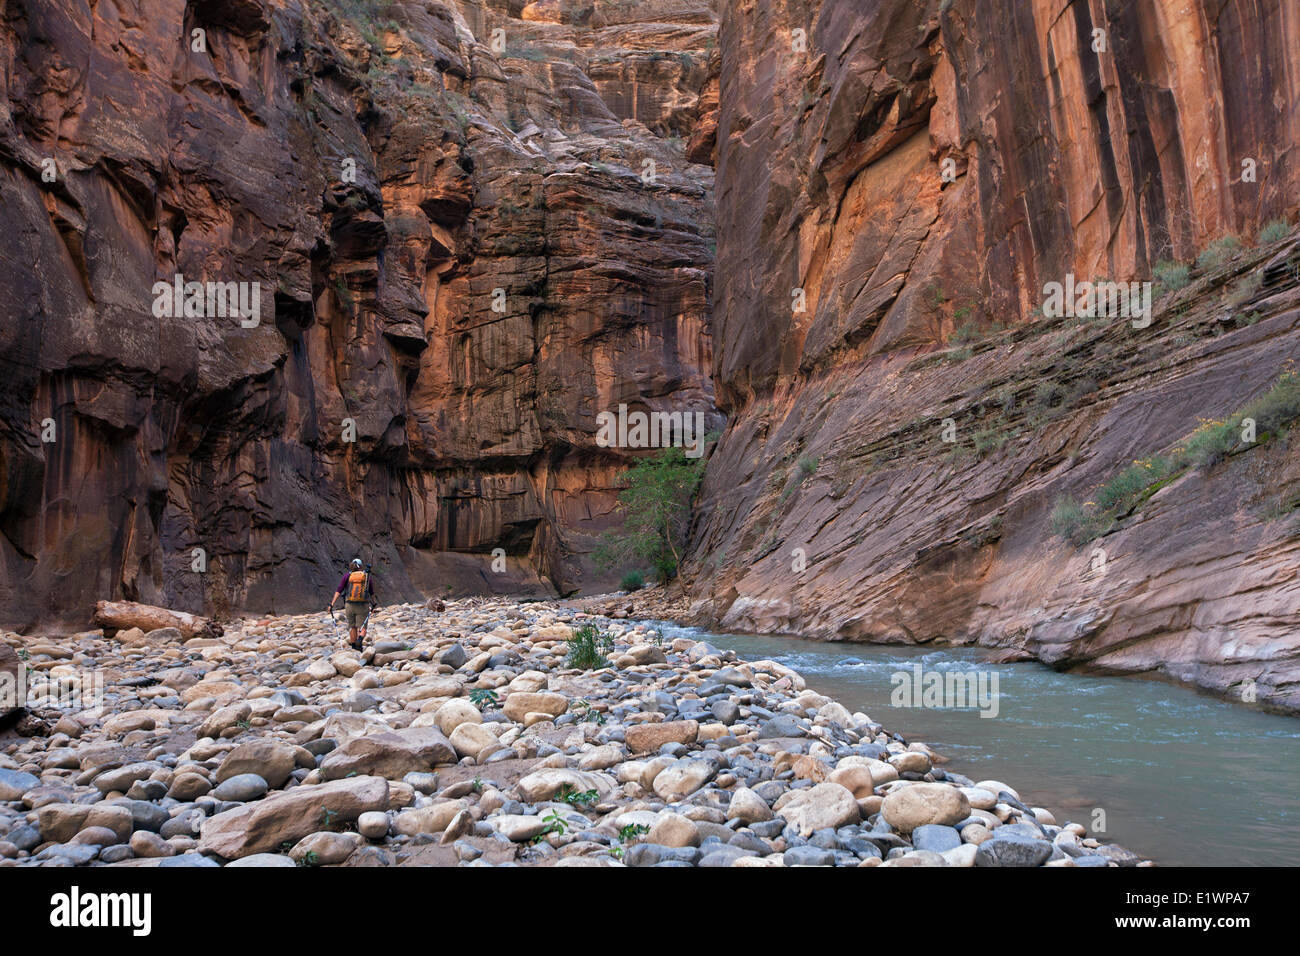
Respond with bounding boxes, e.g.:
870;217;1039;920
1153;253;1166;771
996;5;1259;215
327;558;378;651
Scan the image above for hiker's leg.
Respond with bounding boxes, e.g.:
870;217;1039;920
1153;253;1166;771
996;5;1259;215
349;626;358;644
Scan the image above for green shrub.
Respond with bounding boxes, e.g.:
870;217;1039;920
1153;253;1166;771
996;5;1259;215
593;446;707;585
951;321;981;345
1242;366;1300;436
619;570;645;592
1153;260;1191;294
797;456;819;476
972;427;1007;458
1258;219;1290;245
1092;458;1171;513
1195;235;1243;272
1049;369;1300;547
1033;380;1063;408
1050;496;1099;546
1178;420;1240;469
566;623;613;670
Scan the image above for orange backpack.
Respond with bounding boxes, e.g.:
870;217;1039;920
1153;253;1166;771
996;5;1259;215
346;570;369;602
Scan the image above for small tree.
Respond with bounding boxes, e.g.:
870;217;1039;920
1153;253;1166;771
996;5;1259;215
594;446;705;583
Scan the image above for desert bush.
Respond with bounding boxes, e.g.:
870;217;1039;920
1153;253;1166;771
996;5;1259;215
1195;235;1243;272
1258;219;1290;245
1153;259;1191;294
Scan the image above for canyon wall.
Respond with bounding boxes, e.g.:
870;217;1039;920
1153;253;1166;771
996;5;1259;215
684;0;1300;711
0;0;720;629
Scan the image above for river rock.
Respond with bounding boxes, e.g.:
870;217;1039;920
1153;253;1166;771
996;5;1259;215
291;831;359;866
646;813;700;848
213;773;270;802
652;760;716;801
92;762;158;795
198;702;252;739
357;812;391;840
975;835;1053;867
199;776;389;859
625;719;699;754
516;768;616;803
727;787;774;823
432;699;481;736
881;783;971;833
319;727;455;780
776;783;860;836
392;800;468;837
216;740;298;788
502;692;567;722
168;773;212;801
0;768;38;802
38;803;134;844
493;814;549;842
225;853;297;867
912;824;962;853
449;722;500;760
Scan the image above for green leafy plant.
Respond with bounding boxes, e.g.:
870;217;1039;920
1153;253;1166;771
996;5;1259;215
530;811;568;844
566;623;613;670
556;784;598;807
619;823;650;843
592;446;707;584
619;569;646;592
570;699;605;725
469;688;500;710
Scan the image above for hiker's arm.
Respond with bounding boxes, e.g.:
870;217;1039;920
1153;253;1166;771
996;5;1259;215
327;579;344;611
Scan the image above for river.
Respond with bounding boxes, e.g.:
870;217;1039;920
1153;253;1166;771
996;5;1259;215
654;623;1300;866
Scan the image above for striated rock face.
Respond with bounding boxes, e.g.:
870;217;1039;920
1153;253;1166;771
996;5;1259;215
685;0;1300;711
0;0;719;628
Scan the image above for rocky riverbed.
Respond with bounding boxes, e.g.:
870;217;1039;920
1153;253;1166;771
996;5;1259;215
0;599;1148;867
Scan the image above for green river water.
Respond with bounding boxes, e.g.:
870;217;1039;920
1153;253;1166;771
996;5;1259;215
655;623;1300;866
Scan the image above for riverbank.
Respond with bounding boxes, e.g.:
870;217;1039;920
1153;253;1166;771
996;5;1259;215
0;598;1146;867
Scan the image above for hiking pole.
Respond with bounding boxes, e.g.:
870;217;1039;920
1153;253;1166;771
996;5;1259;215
360;603;375;646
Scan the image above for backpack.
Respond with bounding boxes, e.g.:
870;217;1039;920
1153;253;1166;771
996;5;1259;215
346;569;369;603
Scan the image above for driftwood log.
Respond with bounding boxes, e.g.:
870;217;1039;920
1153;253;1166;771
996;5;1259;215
92;600;223;640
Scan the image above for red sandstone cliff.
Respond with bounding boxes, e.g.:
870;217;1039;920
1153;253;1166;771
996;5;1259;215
683;0;1300;711
0;0;719;627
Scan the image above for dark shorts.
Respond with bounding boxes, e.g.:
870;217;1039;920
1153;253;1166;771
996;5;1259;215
344;602;370;628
